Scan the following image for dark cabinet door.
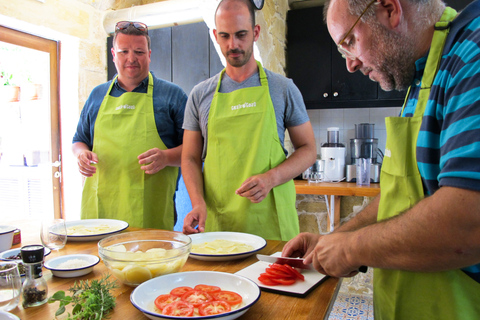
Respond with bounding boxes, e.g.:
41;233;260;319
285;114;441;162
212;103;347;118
286;6;404;109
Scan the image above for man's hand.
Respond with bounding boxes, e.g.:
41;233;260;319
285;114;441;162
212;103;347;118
138;148;168;174
183;206;207;234
76;150;98;177
235;173;273;203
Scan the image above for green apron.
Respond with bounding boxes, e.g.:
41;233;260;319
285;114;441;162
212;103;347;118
203;61;299;241
81;73;178;229
375;7;480;319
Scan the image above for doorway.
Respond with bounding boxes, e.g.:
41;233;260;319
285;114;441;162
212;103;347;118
0;26;62;221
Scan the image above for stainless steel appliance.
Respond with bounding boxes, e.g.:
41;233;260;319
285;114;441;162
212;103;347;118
346;123;381;183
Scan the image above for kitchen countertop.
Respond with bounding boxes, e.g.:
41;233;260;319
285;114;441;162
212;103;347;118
8;219;340;320
294;180;380;197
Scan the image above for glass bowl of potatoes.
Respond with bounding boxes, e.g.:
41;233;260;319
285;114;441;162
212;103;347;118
98;230;192;286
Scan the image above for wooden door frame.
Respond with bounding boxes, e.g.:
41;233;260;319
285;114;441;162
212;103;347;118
0;25;63;219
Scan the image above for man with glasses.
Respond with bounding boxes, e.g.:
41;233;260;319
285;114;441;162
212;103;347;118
181;0;316;241
283;0;480;318
73;21;188;229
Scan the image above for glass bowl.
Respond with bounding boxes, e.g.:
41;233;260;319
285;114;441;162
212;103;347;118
98;230;191;286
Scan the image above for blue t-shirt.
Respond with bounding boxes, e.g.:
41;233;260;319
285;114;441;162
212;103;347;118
402;1;480;281
73;72;187;149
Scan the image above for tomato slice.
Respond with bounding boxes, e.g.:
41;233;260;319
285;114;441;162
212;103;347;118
283;264;305;281
271;277;296;285
181;289;214;307
170;286;193;297
212;290;243;306
265;267;293;279
198;300;231;316
258;274;279;286
194;284;221;294
162;301;194;317
154;294;181;311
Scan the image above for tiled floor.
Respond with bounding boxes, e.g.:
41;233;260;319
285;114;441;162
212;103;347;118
328;268;374;320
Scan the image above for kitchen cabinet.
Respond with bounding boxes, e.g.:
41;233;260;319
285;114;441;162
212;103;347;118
286;6;405;109
286;0;473;110
107;21;223;95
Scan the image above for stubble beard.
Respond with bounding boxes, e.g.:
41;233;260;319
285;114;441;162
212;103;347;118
370;23;417;92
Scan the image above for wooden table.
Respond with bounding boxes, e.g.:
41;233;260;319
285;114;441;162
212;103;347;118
9;221;340;320
294;180;380;231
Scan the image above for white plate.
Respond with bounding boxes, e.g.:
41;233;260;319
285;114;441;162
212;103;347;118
44;254;100;278
235;252;327;297
65;219;129;241
0;311;20;320
188;232;266;261
130;271;260;320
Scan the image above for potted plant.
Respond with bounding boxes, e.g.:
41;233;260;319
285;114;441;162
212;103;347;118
1;70;21;102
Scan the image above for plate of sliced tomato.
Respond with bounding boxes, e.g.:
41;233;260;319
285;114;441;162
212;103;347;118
235;252;327;297
130;271;260;319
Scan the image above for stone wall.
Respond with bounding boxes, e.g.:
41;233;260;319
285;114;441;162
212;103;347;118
296;194;374;234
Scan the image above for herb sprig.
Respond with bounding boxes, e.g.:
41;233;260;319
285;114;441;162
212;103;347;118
48;274;118;320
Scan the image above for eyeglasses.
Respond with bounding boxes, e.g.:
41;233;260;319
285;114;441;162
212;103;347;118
115;21;148;34
337;0;377;60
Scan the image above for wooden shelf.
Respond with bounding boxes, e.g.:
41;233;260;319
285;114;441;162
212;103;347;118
294;180;380;197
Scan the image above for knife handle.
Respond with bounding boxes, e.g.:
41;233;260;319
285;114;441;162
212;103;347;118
358;265;368;273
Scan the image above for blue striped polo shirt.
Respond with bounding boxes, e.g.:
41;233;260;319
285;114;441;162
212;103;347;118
402;0;480;281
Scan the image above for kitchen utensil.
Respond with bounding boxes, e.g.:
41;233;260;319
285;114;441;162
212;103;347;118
356;158;372;186
257;254;367;273
256;254;314;270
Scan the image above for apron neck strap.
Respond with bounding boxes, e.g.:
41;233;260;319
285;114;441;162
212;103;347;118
215;60;268;93
401;6;457;117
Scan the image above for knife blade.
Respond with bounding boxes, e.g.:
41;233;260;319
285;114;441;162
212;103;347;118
256;254;368;273
256;254;314;270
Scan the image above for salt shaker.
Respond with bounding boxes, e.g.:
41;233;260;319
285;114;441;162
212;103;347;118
20;245;48;308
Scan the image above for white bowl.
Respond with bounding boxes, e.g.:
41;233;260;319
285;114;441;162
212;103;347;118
130;271;261;320
0;311;20;320
0;226;16;253
44;254;99;278
188;232;266;261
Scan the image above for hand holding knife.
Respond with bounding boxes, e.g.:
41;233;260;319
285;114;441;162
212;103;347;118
256;254;367;273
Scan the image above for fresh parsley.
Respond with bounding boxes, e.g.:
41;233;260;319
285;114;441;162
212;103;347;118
48;274;118;320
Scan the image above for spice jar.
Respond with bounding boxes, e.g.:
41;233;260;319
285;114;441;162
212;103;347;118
20;245;48;308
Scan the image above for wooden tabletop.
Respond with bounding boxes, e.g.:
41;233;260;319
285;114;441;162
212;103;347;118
9;221;340;320
294;180;380;197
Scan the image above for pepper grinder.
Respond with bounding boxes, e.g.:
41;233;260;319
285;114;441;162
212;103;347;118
20;245;48;308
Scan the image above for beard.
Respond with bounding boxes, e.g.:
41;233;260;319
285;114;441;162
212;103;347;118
367;22;417;92
225;46;254;68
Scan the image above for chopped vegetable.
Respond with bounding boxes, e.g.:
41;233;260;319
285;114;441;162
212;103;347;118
258;263;305;286
48;274;118;320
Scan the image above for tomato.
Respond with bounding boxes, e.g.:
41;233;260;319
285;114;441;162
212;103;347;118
258;274;279;286
198;300;231;316
154;294;181;310
181;289;214;307
212;290;243;306
162;301;194;317
265;266;292;279
270;277;296;285
170;286;193;297
194;284;221;294
283;264;305;281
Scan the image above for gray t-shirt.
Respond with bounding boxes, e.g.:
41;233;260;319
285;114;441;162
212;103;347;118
183;68;310;159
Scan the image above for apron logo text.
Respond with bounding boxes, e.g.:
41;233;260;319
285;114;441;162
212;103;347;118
231;101;256;111
116;104;136;110
384;148;391;158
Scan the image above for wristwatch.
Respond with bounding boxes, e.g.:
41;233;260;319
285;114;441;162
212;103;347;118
251;0;265;10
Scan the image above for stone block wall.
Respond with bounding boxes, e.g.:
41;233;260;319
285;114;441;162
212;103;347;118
296;194;374;234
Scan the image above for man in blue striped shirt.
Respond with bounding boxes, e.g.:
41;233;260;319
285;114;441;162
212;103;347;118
283;0;480;318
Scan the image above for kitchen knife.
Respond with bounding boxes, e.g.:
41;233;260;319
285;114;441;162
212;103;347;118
256;254;368;273
256;254;314;270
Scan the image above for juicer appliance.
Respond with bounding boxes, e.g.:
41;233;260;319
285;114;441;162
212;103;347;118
346;123;381;183
321;127;346;182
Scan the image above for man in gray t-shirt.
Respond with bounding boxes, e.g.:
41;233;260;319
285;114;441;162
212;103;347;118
181;0;316;240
